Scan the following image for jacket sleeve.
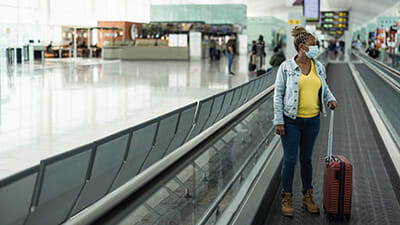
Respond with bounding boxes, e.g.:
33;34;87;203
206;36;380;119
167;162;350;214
273;63;286;125
319;63;336;103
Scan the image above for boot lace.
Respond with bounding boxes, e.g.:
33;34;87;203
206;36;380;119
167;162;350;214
304;191;315;204
283;195;292;206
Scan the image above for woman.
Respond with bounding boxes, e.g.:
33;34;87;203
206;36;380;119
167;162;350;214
273;26;337;217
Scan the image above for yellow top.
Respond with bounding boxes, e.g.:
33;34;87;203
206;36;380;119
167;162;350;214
297;60;322;118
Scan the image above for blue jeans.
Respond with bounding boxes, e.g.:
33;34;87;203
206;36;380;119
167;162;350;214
209;48;216;59
281;115;320;193
225;52;234;73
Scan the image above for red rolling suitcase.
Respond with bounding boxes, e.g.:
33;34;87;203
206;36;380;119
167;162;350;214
323;110;352;220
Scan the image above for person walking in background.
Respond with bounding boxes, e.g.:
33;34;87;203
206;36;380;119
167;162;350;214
251;40;257;55
366;45;380;59
328;40;337;59
46;41;53;50
352;39;362;51
256;35;266;74
273;26;337;217
225;34;236;75
248;40;257;72
209;36;216;60
339;40;345;54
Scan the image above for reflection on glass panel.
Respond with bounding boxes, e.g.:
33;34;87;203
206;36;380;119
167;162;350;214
118;165;195;225
116;93;275;225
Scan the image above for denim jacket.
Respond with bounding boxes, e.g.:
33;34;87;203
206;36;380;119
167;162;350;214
273;56;336;125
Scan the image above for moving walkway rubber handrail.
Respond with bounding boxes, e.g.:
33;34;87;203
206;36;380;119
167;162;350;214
64;76;276;225
353;51;400;94
348;61;400;177
354;51;400;78
350;53;400;150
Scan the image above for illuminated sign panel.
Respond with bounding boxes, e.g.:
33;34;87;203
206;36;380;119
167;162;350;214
303;0;320;22
319;11;349;37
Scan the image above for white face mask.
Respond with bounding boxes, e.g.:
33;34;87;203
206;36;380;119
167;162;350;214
305;45;319;58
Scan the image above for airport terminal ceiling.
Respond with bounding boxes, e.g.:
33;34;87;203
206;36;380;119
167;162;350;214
0;0;398;29
150;0;399;27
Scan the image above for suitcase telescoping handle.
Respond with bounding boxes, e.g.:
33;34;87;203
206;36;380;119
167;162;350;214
326;110;335;162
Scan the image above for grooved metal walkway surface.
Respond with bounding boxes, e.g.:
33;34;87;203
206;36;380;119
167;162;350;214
263;63;400;225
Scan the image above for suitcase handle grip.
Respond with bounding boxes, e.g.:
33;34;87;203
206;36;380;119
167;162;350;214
326;110;334;161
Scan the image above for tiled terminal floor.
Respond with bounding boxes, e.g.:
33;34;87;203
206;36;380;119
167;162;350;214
0;55;257;179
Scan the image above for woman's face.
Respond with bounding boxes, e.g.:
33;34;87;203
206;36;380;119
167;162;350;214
299;36;317;54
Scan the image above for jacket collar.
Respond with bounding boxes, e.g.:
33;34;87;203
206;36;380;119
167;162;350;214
289;55;322;74
288;56;300;71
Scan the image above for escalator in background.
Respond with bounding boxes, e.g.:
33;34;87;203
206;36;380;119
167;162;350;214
357;53;400;84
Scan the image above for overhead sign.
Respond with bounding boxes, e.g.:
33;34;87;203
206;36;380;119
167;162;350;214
318;11;349;38
303;0;320;22
377;16;398;29
288;19;301;25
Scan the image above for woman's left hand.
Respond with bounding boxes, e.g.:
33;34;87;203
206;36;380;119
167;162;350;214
328;101;337;110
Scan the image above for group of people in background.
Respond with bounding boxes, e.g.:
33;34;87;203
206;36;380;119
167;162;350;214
364;40;380;59
351;38;380;59
209;32;397;77
319;39;346;60
207;34;287;76
249;35;266;75
248;35;286;75
207;34;236;75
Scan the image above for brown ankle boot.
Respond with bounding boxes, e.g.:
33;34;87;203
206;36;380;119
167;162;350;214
302;189;320;214
281;192;294;217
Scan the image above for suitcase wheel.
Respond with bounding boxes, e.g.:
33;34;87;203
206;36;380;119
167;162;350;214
323;209;334;221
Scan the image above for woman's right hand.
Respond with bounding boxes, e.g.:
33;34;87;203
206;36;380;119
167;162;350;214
275;125;285;136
